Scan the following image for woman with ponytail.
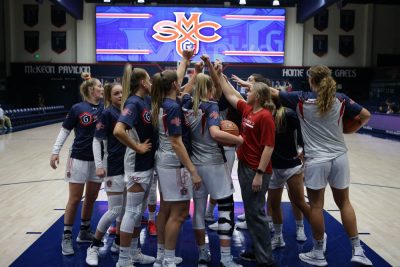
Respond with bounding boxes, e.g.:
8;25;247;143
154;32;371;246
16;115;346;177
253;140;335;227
86;82;127;266
50;72;104;256
113;65;156;267
270;65;372;266
206;55;277;267
181;70;243;267
151;50;202;267
267;97;311;251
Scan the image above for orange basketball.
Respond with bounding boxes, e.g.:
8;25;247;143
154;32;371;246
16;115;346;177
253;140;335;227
219;120;240;146
343;116;361;134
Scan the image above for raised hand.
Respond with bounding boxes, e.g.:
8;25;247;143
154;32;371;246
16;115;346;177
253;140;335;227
182;49;195;61
194;61;204;74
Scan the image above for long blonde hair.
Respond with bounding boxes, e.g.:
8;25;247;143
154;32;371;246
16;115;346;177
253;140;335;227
252;82;275;113
193;73;213;116
103;82;120;108
273;97;286;133
309;65;337;115
151;70;178;127
80;72;99;101
121;64;148;110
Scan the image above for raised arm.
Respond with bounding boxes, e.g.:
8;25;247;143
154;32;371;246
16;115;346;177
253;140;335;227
181;61;204;96
177;49;194;86
201;55;240;108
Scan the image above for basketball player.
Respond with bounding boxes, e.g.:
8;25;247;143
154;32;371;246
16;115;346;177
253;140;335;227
86;82;127;266
182;70;243;266
113;65;156;267
50;72;104;256
151;50;202;267
270;65;372;266
216;64;277;267
268;97;311;250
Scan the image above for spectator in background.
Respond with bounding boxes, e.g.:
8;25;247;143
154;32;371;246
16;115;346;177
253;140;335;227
378;103;386;113
0;104;13;130
387;103;400;114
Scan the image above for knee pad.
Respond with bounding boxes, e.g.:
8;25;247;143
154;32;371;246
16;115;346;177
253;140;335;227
120;191;144;233
217;195;234;239
192;196;207;230
97;205;123;233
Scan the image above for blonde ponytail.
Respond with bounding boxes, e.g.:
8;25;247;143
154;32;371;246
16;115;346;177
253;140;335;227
308;65;336;115
252;82;275;113
79;72;98;101
193;73;212;116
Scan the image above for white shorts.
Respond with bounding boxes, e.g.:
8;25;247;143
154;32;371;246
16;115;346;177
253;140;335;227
65;157;102;184
157;166;193;201
194;164;234;200
125;170;154;191
269;164;304;189
104;175;125;193
304;153;350;190
224;148;236;174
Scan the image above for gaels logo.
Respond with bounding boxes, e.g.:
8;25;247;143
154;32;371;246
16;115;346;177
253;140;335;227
170;117;181;127
153;12;221;58
79;112;93;126
142;110;152;125
209;111;219;119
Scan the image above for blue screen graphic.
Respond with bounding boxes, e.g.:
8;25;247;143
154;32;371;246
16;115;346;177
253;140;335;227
96;6;285;63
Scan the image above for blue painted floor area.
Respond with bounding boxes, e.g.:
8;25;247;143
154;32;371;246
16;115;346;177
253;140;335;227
11;201;390;267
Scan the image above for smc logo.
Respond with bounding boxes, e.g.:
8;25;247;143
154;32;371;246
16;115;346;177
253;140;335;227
153;12;221;58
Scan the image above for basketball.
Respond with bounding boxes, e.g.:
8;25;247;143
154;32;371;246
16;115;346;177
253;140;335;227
219;120;240;146
343;116;361;134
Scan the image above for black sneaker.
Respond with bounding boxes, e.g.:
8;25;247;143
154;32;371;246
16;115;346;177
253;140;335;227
239;251;256;262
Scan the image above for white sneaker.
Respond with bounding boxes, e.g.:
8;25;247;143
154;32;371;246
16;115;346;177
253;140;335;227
204;213;215;222
131;248;156;264
271;235;285;250
299;249;327;266
208;221;218;231
237;214;246;221
198;248;211;265
220;256;243;267
116;258;134;267
111;240;120;253
153;256;183;267
351;246;373;266
235;221;247;230
162;258;176;267
86;246;99;266
61;233;74;255
296;225;307;241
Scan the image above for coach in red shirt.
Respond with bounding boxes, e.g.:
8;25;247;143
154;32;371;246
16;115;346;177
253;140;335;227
220;78;276;266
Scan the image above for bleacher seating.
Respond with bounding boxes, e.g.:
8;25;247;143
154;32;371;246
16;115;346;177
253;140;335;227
2;105;67;132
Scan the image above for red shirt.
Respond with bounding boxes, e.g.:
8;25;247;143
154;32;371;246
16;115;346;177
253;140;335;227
236;100;275;174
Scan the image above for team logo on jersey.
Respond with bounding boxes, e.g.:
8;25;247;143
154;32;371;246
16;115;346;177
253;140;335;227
170;117;181;127
122;108;132;116
79;112;93;126
209;111;219;119
142;110;152;125
96;122;104;130
152;12;221;58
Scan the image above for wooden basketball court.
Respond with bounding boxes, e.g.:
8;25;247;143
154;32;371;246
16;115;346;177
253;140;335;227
0;123;399;266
